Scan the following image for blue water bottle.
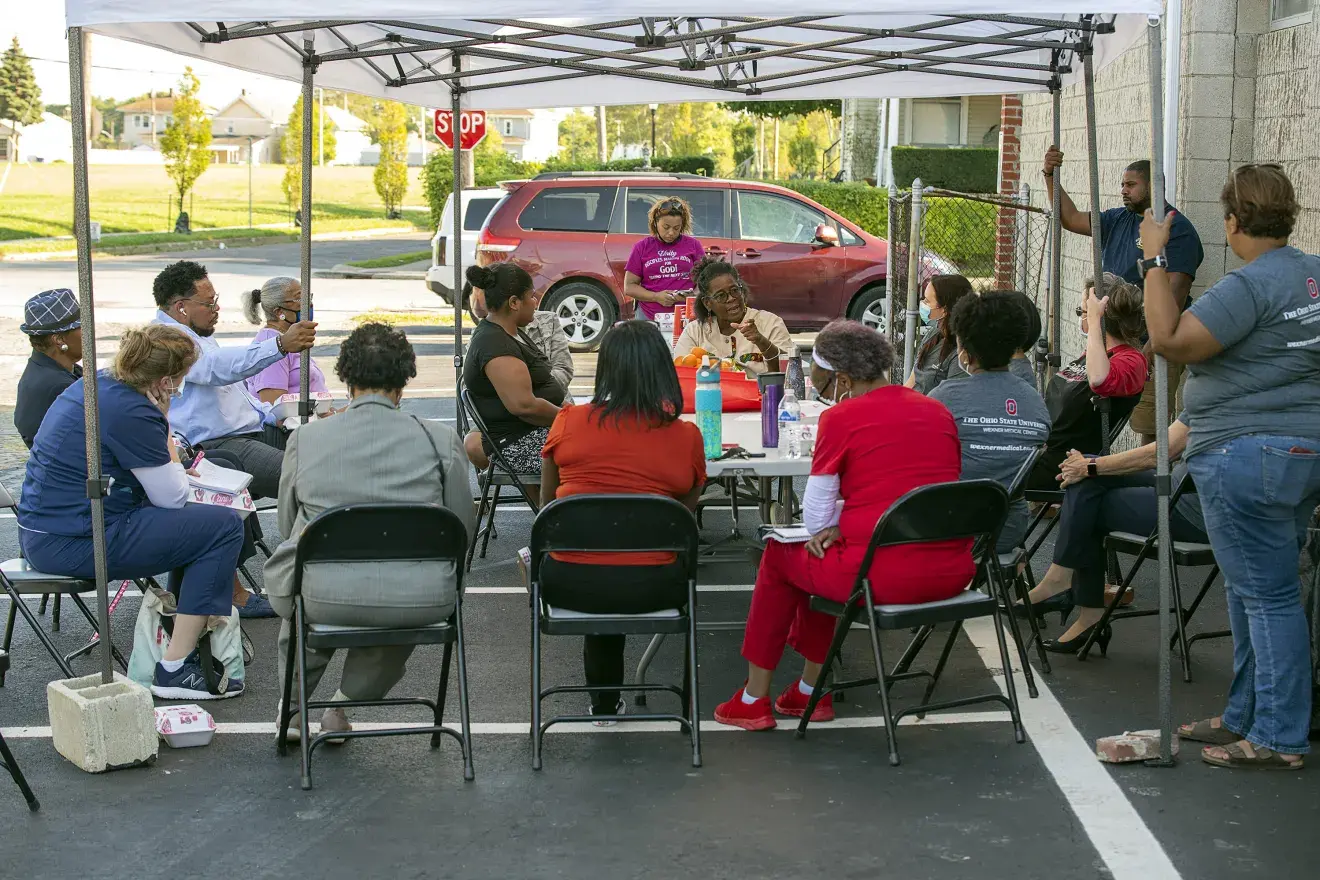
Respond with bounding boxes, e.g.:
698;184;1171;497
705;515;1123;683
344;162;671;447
695;362;723;460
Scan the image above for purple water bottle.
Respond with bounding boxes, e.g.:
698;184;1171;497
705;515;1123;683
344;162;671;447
759;372;785;449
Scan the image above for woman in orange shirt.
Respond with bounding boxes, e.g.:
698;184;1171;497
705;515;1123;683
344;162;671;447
540;320;707;723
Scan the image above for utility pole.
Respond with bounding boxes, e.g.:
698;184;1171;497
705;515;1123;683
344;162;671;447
317;86;324;166
773;118;780;179
247;135;254;228
649;103;658;164
757;117;765;179
596;105;607;163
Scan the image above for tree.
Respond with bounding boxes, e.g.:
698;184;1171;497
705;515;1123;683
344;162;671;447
373;101;409;217
0;37;43;163
787;117;822;178
420;129;540;228
159;68;212;223
280;94;338;212
557;110;597;164
720;99;841;120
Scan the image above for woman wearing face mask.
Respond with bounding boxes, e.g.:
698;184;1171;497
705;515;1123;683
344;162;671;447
623;197;706;322
17;324;246;699
243;276;329;405
1024;273;1148;491
673;257;793;375
714;320;974;730
905;274;974;394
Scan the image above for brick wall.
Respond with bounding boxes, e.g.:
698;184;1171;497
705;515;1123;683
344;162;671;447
1253;15;1320;254
994;95;1023;287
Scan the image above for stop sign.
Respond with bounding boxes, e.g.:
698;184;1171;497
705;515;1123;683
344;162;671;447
433;109;487;151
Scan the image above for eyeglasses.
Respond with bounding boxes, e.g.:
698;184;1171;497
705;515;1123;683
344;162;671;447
707;290;743;304
184;296;219;311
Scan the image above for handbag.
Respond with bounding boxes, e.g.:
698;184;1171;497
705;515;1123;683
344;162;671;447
127;583;246;693
675;365;762;414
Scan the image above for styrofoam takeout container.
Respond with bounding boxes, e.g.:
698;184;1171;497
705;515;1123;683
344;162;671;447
272;391;335;421
154;704;217;748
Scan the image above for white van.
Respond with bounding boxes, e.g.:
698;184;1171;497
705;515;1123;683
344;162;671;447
425;187;506;306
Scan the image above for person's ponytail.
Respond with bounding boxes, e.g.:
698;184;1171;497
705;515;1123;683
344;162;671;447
468;262;533;312
243;289;262;324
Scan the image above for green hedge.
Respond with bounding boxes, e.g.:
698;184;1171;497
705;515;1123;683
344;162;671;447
538;155;715;176
772;179;996;276
890;146;998;194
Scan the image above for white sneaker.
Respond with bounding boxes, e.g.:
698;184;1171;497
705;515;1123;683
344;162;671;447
590;698;627;727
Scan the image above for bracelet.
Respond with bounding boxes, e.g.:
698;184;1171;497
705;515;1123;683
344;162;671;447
275;335;287;355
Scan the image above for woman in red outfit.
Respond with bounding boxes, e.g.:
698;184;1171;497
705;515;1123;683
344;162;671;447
541;320;706;723
715;320;975;730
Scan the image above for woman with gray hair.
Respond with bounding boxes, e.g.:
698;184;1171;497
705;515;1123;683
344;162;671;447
244;276;328;405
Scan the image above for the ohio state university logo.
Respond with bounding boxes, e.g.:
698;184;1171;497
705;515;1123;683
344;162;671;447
1308;277;1318;299
1005;399;1018;416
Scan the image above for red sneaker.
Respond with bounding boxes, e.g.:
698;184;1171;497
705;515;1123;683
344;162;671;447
773;682;835;722
713;688;777;731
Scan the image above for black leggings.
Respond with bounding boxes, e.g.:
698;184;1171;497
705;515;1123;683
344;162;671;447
541;558;686;712
1052;472;1207;608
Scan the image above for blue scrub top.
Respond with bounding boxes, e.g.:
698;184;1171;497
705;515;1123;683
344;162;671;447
19;372;171;537
1099;204;1203;287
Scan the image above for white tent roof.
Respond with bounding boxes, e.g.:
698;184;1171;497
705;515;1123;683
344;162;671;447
66;4;1159;109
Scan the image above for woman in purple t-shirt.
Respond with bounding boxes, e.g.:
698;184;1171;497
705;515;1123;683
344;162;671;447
623;197;705;321
243;276;329;404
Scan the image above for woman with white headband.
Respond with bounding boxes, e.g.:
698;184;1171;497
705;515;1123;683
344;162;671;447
715;319;974;730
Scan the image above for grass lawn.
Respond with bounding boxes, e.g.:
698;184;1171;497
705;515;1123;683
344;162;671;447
346;250;432;269
351;309;455;326
0;163;431;242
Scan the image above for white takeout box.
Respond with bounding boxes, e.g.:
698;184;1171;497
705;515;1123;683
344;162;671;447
187;487;255;518
154;704;217;748
272;391;334;421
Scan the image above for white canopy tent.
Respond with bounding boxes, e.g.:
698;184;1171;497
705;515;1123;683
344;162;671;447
60;3;1181;764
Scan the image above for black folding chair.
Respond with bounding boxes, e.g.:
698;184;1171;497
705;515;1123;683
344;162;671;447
276;503;474;790
460;387;541;570
529;494;701;770
1;653;38;811
0;483;129;685
1079;471;1226;679
796;480;1026;766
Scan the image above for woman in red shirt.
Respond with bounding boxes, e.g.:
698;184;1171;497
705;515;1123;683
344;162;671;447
715;320;975;731
540;320;706;723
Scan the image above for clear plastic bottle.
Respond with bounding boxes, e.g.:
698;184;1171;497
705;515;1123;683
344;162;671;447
778;386;802;458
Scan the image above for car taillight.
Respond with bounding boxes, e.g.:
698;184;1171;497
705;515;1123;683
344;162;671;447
476;229;520;254
434;235;446;266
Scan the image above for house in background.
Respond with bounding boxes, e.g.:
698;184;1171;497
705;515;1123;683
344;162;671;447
840;95;1002;185
487;109;562;163
209;91;289;164
115;95;181;149
322;105;374;165
0;113;73;163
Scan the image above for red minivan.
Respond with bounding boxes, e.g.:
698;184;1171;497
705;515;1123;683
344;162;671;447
474;172;892;351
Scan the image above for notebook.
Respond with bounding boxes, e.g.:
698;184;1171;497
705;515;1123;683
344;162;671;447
758;525;812;544
188;458;253;495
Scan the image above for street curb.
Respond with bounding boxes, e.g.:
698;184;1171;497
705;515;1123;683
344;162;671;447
0;226;427;263
316;263;428;281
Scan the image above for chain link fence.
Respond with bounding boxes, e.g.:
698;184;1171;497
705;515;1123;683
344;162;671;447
885;183;1054;362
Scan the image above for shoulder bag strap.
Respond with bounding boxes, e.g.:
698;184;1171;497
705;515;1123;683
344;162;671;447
409;414;447;495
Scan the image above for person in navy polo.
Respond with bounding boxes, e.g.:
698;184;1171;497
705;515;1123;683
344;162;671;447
1042;146;1204;446
15;288;84;450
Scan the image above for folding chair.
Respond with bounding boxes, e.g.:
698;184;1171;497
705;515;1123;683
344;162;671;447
460;388;541;570
796;480;1026;766
276;503;474;790
0;483;129;686
1;653;38;811
529;494;701;770
1077;471;1226;680
192;447;273;595
998;446;1052;680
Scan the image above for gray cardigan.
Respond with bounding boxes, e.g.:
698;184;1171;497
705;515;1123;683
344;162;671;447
263;394;477;626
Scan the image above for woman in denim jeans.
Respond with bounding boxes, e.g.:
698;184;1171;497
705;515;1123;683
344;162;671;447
1142;165;1320;770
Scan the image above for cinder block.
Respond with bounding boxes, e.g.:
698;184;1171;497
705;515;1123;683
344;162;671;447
47;672;157;773
1187;32;1237;77
1186;0;1239;35
1183;116;1233;162
1096;729;1181;763
1237;0;1271;35
1184;75;1236;118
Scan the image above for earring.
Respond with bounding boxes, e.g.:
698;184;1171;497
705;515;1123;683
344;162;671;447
60;343;69;351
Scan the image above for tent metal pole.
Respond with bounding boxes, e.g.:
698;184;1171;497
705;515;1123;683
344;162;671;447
299;37;315;424
452;55;467;434
1048;86;1062;386
1081;45;1104;293
901;179;924;382
1145;14;1176;768
67;27;113;684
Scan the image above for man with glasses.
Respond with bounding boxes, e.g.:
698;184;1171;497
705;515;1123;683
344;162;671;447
1042;148;1204;445
151;260;316;500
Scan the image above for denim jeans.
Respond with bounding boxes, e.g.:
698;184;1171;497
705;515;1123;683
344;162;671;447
1188;434;1320;754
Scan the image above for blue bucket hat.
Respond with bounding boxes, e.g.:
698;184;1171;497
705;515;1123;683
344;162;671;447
21;288;81;336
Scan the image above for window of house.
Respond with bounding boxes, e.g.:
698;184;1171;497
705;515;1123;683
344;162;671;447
910;99;961;146
503;120;514;136
1271;0;1313;28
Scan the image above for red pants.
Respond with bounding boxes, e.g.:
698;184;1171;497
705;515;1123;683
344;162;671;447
741;541;856;670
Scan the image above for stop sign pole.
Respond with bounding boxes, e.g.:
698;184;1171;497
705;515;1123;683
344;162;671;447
433;108;488;151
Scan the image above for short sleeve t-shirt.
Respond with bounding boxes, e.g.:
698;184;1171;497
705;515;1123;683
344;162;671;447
1010;356;1037;387
18;373;170;537
1182;246;1320;457
810;386;975;604
625;234;705;320
245;327;328;397
673;307;795;375
1043;345;1147;456
462;319;567;445
542;404;706;565
930;371;1050;551
1099;204;1204;288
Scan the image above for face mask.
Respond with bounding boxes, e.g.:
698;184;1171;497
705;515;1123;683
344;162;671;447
919;302;933;325
167;378;185;400
1078;316;1088;340
279;310;301;324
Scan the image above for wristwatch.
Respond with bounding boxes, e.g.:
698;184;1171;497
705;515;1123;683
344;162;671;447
1087;459;1099;478
1137;254;1168;279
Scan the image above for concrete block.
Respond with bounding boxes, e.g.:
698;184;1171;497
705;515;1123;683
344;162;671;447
1230;122;1255;164
1232;77;1258;121
1186;0;1240;34
48;672;157;773
1180;200;1227;246
1235;37;1259;79
1183;158;1233;203
1187;32;1237;76
1237;0;1271;35
1184;75;1235;118
1183;116;1233;161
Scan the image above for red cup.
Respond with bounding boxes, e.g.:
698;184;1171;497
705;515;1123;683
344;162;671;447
673;305;685;345
685;296;697;322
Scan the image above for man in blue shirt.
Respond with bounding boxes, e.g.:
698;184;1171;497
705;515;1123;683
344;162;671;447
150;260;316;499
1042;147;1204;445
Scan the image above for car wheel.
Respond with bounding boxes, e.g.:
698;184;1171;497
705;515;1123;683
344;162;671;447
849;286;888;334
546;283;616;352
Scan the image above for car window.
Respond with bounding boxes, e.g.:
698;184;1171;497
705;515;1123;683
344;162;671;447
737;191;829;244
623;188;726;238
464;198;499;231
519;186;617;233
840;225;862;246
